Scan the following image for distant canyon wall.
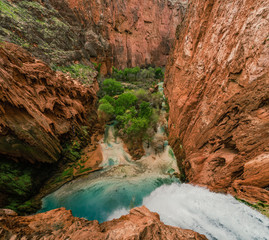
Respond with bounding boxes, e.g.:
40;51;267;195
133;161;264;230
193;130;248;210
165;0;269;203
50;0;187;71
1;0;187;72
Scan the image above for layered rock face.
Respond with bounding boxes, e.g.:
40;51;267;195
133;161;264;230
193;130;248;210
68;0;187;69
0;206;207;239
165;0;269;203
0;0;186;72
0;42;98;164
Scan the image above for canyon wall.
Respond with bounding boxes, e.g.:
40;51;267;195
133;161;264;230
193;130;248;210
0;42;98;164
0;42;98;210
61;0;186;69
165;0;269;204
0;0;186;72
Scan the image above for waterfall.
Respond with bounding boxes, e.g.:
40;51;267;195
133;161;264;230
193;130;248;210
108;183;269;240
40;81;269;240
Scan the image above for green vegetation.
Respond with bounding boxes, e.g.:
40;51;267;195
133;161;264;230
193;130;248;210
112;66;164;82
51;125;94;185
102;78;124;96
0;157;51;214
98;76;162;145
51;64;95;85
0;0;77;63
110;66;164;90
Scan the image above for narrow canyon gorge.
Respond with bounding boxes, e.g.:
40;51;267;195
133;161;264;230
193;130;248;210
0;0;268;239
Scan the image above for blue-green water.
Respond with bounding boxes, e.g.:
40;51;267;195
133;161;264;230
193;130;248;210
40;175;178;223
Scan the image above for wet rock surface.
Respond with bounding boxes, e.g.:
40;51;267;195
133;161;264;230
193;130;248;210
165;0;269;203
0;206;207;240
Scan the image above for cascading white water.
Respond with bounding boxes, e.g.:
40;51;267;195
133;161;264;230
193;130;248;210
108;183;269;240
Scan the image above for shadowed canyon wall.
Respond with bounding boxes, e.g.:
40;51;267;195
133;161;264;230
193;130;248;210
49;0;187;70
1;0;187;72
165;0;269;203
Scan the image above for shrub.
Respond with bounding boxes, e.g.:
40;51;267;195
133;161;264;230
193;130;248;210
151;92;163;108
126;117;149;136
102;78;124;96
100;95;116;106
134;89;151;103
52;64;94;84
98;102;115;122
155;67;164;79
115;92;137;114
139;101;152;119
98;103;115;116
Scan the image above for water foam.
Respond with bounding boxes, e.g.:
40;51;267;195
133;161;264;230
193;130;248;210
108;183;269;240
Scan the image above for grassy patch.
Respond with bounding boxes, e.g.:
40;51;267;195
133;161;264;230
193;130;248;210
52;64;95;85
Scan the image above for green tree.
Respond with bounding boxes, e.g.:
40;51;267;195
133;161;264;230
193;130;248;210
126;117;149;137
98;103;115;122
139;101;152;119
115;92;137;114
134;89;151;104
155;67;164;79
102;78;124;96
123;68;132;81
131;66;140;81
100;95;116;106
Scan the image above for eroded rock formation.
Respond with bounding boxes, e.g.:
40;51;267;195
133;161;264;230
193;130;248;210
165;0;269;203
0;206;207;239
0;41;98;164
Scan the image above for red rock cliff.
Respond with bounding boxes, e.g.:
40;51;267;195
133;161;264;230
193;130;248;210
165;0;269;203
51;0;187;70
0;206;207;239
0;42;98;163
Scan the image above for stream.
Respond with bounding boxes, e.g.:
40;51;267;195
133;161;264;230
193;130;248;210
40;83;269;240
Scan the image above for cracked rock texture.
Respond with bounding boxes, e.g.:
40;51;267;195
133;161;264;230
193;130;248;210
0;42;98;164
165;0;269;203
0;206;207;240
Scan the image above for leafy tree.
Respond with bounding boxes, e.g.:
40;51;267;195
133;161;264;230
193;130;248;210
123;68;132;81
98;102;115;123
134;89;151;104
112;67;124;80
150;92;163;108
102;79;124;96
100;95;116;106
139;101;152;119
115;92;137;114
126;117;149;136
155;67;164;79
130;66;140;80
98;103;114;115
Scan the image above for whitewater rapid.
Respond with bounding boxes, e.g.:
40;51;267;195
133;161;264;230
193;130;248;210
108;183;269;240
